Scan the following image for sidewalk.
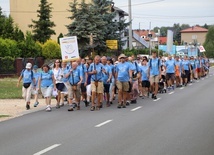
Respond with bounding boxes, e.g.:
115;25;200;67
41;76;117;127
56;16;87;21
0;99;47;122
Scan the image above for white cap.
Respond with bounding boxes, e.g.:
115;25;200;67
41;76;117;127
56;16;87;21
26;63;32;69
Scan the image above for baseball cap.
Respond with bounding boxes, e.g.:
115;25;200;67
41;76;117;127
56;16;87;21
26;63;32;69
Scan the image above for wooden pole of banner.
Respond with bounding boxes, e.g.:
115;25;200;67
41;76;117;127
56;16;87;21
88;33;97;57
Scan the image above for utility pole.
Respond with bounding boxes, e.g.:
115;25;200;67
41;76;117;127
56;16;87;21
128;0;132;49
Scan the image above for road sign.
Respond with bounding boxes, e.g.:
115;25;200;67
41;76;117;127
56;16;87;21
106;40;118;50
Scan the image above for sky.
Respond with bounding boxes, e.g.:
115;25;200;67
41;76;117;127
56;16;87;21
0;0;213;30
113;0;214;29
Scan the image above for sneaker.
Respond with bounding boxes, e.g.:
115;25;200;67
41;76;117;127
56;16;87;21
77;105;80;110
117;104;122;109
110;101;113;105
106;102;110;107
68;106;74;111
152;94;155;99
84;100;89;107
172;85;174;90
55;104;60;109
59;103;64;107
126;101;130;106
90;106;95;111
26;104;30;110
34;102;39;107
153;96;157;100
46;106;52;112
131;100;137;104
122;105;126;108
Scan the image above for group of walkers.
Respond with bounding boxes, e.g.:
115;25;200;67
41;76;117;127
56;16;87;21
17;51;210;112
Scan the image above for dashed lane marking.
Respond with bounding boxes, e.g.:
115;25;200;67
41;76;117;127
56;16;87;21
180;87;184;90
131;106;142;112
95;120;113;128
34;144;61;155
169;92;174;95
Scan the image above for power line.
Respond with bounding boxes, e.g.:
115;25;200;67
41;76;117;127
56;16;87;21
119;0;164;7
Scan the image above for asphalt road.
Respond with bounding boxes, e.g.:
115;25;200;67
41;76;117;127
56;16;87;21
1;68;214;155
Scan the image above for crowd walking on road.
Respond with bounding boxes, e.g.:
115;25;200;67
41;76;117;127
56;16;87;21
17;51;211;112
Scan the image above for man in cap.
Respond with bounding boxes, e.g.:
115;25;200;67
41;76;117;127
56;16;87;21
115;54;133;108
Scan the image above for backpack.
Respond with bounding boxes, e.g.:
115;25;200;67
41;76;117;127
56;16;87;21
21;69;34;80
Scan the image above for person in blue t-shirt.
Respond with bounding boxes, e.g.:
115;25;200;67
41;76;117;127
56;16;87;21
148;51;161;100
32;65;41;107
165;55;176;90
174;56;182;87
189;56;196;82
66;61;83;111
115;54;133;108
17;62;35;110
77;58;88;107
181;56;191;86
139;58;150;98
38;64;56;112
88;55;105;111
101;56;112;107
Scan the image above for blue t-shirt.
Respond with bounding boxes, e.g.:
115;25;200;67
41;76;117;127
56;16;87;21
40;70;54;88
116;62;132;82
21;69;34;84
195;59;200;68
33;71;41;87
149;58;161;76
77;64;87;83
190;60;196;69
68;68;82;85
102;64;112;84
88;63;104;82
182;60;190;71
139;65;149;81
165;59;175;73
61;68;69;83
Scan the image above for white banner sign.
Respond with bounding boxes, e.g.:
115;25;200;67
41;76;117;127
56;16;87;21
198;45;206;52
60;36;79;62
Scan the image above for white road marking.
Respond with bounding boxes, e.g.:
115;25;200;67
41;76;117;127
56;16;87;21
180;87;184;90
197;80;200;83
131;106;142;112
95;120;113;128
202;78;205;80
189;83;193;86
169;92;174;95
34;144;61;155
154;98;161;101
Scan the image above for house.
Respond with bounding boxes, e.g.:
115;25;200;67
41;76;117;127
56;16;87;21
180;26;208;45
10;0;128;43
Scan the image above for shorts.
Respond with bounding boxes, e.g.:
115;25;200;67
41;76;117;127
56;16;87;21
71;85;81;99
166;73;175;81
91;81;104;94
181;70;190;78
81;83;86;93
150;75;159;83
116;81;129;92
41;86;53;98
56;83;65;91
142;80;150;88
104;83;110;93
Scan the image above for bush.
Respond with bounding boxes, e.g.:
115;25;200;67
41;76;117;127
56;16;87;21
0;38;21;57
42;40;61;59
0;56;15;74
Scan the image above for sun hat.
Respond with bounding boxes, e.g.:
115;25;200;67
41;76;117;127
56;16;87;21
118;54;127;59
26;63;32;69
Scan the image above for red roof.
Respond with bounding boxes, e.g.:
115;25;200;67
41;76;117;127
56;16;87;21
180;26;208;33
159;37;167;44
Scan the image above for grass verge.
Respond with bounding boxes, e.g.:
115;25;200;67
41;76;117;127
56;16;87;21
0;78;22;99
0;115;11;118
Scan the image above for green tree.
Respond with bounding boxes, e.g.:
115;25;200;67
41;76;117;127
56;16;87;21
42;40;61;59
204;26;214;58
29;0;56;43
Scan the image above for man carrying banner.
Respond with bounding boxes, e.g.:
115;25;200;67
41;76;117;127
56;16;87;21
88;55;104;111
